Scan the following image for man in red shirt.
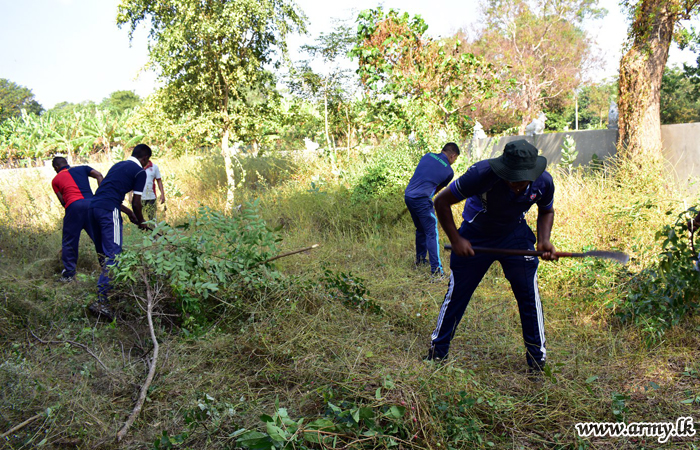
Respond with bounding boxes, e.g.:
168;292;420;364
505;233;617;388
51;157;103;281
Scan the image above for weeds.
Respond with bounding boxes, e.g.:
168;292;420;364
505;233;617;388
1;147;700;449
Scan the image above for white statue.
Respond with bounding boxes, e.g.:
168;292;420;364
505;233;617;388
525;112;546;136
304;137;320;152
473;120;487;140
607;100;619;129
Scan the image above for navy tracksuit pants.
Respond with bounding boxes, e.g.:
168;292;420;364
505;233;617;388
405;196;443;274
61;199;96;278
89;207;123;302
430;223;546;368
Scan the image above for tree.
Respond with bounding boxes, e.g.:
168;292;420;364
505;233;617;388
618;0;700;160
0;79;44;123
659;66;700;124
289;22;358;151
101;90;142;115
350;7;506;137
471;0;604;134
117;0;306;208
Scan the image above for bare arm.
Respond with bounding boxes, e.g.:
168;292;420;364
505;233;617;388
536;208;558;261
434;188;474;257
89;169;103;186
156;178;165;203
55;191;65;207
131;194;148;229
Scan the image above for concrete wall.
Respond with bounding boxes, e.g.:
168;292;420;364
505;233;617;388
472;124;700;187
661;122;700;185
471;129;619;166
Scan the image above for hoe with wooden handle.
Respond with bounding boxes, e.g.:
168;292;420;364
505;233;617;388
443;244;629;264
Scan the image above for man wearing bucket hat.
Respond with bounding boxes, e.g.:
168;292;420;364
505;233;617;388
426;139;557;372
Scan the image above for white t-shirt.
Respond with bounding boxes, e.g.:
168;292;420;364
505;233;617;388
142;163;161;200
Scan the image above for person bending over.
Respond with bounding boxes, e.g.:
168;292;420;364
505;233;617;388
87;144;151;320
404;143;460;277
427;140;557;373
51;157;103;281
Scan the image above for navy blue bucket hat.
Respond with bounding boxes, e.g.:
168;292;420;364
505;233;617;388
487;140;547;182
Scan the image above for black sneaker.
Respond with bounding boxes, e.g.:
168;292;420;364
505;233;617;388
423;347;448;363
429;271;447;283
88;301;115;321
526;362;546;381
414;259;429;270
58;270;74;283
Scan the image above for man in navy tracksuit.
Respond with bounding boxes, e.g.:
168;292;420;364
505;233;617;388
51;157;104;281
87;144;151;319
427;140;557;372
404;143;460;276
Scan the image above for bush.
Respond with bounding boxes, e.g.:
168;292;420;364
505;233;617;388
113;202;282;327
351;142;423;201
616;207;700;342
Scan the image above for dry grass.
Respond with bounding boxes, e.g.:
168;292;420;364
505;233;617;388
1;149;699;449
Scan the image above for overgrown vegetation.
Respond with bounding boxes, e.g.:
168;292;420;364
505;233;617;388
2;142;700;448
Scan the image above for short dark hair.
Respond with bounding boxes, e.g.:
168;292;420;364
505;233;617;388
131;144;152;159
442;142;460;155
52;156;68;168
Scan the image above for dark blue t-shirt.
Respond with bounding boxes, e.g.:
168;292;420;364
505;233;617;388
89;157;147;211
450;160;554;236
404;152;454;199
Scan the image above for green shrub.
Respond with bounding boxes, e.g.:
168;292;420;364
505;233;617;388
113;202;282;327
351;143;422;201
616;207;700;342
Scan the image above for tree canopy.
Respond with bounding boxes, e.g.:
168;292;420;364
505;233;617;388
470;0;604;134
117;0;306;205
0;79;44;123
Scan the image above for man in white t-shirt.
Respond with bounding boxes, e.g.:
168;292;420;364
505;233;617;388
141;161;166;220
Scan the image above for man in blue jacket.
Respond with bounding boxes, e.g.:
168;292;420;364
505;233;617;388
87;144;152;320
427;140;557;373
404;143;460;277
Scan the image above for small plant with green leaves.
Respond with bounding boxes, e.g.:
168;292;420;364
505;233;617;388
617;207;700;342
235;399;412;449
321;269;382;314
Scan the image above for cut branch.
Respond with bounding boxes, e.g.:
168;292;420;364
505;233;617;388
0;413;43;439
29;329;113;375
262;244;320;264
116;273;160;442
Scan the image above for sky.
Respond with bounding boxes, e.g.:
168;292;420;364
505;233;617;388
0;0;697;110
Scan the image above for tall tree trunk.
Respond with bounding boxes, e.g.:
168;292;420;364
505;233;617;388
618;0;679;162
221;128;237;210
324;88;332;150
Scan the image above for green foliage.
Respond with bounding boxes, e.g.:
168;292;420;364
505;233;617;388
351;7;506;136
0;78;43;123
236;399;411;449
352;142;422;200
154;393;237;449
113;202;282;325
321;269;381;314
117;0;306;145
0;104;144;162
660;65;700;124
288;22;359;150
617;208;700;342
432;390;485;446
100;90;142;115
